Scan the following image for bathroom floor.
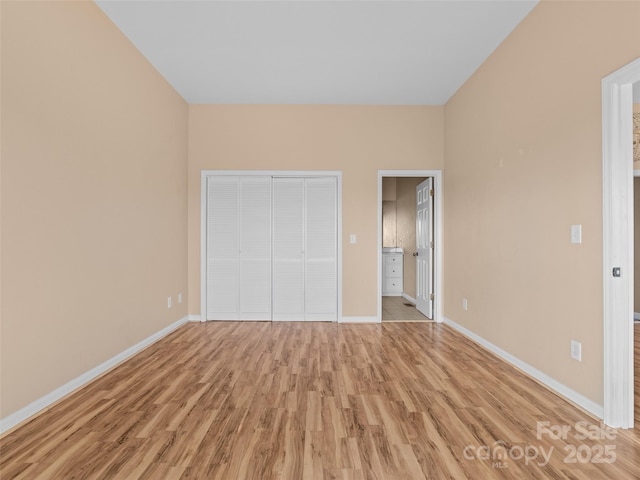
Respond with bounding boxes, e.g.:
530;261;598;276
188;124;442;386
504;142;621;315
382;296;432;322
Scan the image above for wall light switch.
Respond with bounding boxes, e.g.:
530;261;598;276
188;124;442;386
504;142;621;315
167;296;172;309
178;293;182;304
570;224;582;244
350;234;357;244
571;340;582;361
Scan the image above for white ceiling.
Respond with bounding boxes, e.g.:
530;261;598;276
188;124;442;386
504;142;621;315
95;0;541;105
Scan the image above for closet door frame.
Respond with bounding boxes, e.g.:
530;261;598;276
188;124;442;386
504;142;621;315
200;170;342;322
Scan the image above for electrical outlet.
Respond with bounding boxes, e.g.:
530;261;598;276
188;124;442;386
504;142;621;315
167;296;172;309
462;298;468;311
178;293;182;304
571;340;582;361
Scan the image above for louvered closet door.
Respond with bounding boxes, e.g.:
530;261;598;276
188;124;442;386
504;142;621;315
305;178;337;321
273;177;337;321
238;177;272;319
206;176;239;320
272;178;305;320
206;176;272;320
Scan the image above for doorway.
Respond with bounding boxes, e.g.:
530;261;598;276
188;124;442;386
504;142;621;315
377;170;442;323
381;176;428;321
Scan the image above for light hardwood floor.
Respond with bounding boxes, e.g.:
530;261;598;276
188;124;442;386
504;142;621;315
1;322;639;479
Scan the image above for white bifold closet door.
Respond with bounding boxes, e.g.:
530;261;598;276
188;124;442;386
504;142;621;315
272;177;337;321
206;176;272;320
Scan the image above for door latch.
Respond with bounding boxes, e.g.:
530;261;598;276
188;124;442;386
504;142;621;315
613;267;621;277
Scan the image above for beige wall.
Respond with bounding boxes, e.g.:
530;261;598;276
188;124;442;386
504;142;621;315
382;201;398;247
1;1;188;418
382;177;397;201
188;106;444;317
382;177;398;247
444;0;640;405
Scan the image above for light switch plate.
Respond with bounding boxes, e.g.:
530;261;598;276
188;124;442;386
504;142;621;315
571;340;582;361
350;234;357;244
570;224;582;244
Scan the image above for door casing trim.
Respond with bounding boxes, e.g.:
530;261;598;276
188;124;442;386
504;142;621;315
602;57;640;428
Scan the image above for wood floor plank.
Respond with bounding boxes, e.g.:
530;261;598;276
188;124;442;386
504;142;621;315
2;322;640;479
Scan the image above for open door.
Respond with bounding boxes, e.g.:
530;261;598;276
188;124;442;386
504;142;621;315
415;178;434;318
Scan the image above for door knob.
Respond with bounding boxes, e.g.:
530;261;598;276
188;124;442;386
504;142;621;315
413;252;419;256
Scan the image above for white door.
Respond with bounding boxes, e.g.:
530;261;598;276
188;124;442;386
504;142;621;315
272;177;337;321
416;178;434;319
304;178;338;321
206;176;272;320
272;178;305;320
206;176;239;320
207;174;338;322
238;177;272;320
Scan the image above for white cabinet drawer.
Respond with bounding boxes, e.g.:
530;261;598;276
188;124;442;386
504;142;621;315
384;255;402;266
385;264;402;278
384;278;402;293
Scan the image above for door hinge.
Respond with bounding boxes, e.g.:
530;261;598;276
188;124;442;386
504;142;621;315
429;189;434;197
429;241;434;248
429;293;434;301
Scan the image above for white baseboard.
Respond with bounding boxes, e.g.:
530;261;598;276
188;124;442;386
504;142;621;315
634;312;640;321
0;315;190;435
443;317;604;420
193;315;346;323
340;316;379;324
401;293;417;305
